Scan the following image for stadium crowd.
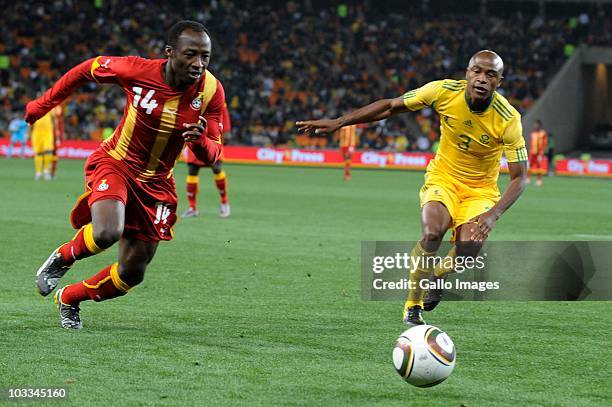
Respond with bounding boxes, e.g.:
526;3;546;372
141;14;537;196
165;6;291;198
1;0;609;151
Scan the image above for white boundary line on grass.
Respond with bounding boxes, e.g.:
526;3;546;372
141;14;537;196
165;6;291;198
574;234;612;240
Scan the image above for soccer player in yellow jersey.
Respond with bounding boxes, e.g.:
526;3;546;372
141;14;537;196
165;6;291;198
30;109;55;180
297;50;528;325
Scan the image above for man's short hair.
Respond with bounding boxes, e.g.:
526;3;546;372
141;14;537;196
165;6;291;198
166;20;210;48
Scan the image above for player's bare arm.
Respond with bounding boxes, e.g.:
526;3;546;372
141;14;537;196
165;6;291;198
296;97;408;134
469;161;528;241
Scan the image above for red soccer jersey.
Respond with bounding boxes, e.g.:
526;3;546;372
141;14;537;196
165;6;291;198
529;130;548;156
339;125;357;148
26;56;225;182
221;102;231;133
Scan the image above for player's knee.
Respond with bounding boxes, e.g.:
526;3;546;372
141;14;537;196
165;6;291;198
187;164;200;176
456;222;477;242
93;226;122;248
118;266;146;287
422;228;444;243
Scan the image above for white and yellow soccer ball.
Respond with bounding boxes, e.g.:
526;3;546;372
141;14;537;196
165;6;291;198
392;325;456;387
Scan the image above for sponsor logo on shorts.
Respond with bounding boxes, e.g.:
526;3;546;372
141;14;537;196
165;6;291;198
97;179;109;192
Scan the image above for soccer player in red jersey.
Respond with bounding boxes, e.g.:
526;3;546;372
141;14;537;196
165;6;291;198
183;102;231;218
339;124;357;181
26;21;225;329
528;120;548;186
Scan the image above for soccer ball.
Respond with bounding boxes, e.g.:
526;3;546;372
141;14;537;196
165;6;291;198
392;324;456;387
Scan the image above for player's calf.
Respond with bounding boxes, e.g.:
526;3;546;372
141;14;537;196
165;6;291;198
423;274;447;311
423;245;457;311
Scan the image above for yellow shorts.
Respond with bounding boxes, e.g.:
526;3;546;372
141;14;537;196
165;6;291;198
419;171;500;235
31;132;54;154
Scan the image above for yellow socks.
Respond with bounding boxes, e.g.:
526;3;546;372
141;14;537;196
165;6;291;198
434;246;457;278
403;241;436;314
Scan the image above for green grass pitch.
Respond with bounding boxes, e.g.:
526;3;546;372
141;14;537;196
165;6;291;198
1;158;610;406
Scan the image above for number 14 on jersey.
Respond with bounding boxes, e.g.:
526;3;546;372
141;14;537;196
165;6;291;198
132;87;158;114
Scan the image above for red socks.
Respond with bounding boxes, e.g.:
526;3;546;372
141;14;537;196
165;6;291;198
344;161;351;179
186;175;199;210
186;171;229;209
60;263;130;305
58;224;103;267
214;171;228;204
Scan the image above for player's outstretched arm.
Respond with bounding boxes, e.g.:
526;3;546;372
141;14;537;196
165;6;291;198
469;161;528;241
25;57;120;124
296;96;408;134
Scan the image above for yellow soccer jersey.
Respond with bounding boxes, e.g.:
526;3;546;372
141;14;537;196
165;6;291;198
403;79;527;186
31;111;54;139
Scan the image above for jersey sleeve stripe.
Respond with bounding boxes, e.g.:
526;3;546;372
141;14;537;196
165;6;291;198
89;56;102;84
199;70;219;114
441;82;464;88
442;83;464;88
493;100;513;117
441;85;464;91
493;101;514;118
492;104;512;121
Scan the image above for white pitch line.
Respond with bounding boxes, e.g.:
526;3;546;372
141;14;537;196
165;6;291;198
574;234;612;240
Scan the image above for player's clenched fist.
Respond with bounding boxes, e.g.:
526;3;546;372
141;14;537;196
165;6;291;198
183;115;207;142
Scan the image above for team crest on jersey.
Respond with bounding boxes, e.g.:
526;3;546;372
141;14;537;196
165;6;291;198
97;179;109;192
191;97;202;110
480;134;490;144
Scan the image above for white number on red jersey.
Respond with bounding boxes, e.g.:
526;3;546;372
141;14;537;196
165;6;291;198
132;87;159;114
154;203;171;225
